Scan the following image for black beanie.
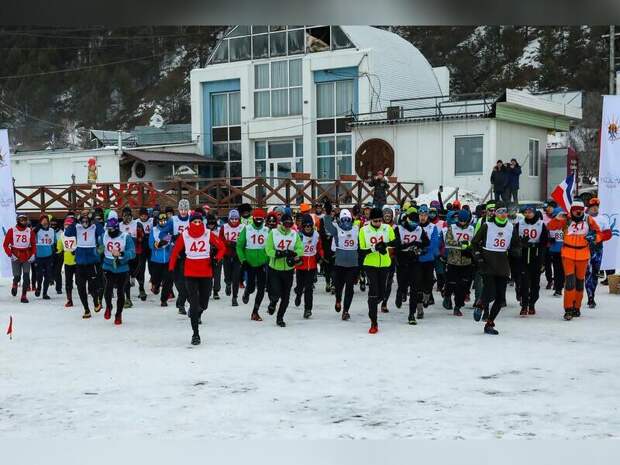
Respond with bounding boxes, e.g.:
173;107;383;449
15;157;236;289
370;207;383;220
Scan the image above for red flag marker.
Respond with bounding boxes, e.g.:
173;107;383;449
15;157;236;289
7;316;13;340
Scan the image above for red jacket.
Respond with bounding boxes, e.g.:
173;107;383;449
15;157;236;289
295;231;324;271
3;225;37;263
169;222;225;277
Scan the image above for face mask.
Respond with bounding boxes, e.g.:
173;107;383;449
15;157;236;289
253;219;264;227
108;228;120;238
340;218;352;230
283;220;294;228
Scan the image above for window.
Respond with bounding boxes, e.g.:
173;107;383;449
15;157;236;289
529;138;540;177
454;136;483;175
208;26;354;64
316;80;354;135
211;91;242;184
253;59;302;118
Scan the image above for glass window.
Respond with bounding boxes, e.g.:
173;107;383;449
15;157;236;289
229;142;242;161
253;34;269;59
335;80;354;116
255;64;270;89
229;92;240;125
270;26;286;31
289;59;302;86
229;126;241;141
211;94;228;127
229;26;250;37
255;160;267;177
289;87;302;115
295;137;303;157
230;161;242;177
213;143;228;161
454;136;483;175
229;36;251;61
336;135;351;155
254;91;270;117
252;26;268;34
529;139;540;176
268;140;294;158
317;137;334;156
307;26;330;52
271;61;288;88
331;26;354;49
288;29;305;55
255;141;267;159
337;155;352;176
317;157;335;180
271;89;288;117
317;82;334;118
212;40;228;63
270;32;287;57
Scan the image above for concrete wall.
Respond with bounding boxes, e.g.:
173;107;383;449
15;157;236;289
11;149;120;186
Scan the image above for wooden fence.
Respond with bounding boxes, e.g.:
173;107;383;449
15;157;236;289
13;177;423;215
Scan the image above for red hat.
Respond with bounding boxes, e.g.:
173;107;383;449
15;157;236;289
452;200;462;209
202;204;211;211
253;208;266;219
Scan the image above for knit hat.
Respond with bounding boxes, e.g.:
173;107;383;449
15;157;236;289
369;207;383;220
106;217;119;229
571;200;585;210
64;217;75;226
430;200;441;209
301;214;314;226
552;207;564;218
300;203;311;213
418;204;429;214
108;210;118;220
452;199;462;209
190;211;203;222
457;209;471;223
339;209;352;220
228;209;240;219
405;206;418;216
252;208;266;219
382;206;394;216
178;199;190;210
281;213;293;223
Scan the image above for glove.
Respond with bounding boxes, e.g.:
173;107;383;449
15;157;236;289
374;242;387;254
286;256;297;267
586;231;596;243
460;240;471;250
28;255;35;263
158;239;169;248
474;251;484;265
10;254;18;262
275;250;287;258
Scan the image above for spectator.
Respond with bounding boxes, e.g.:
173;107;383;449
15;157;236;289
490;160;508;202
506;158;522;205
369;170;389;209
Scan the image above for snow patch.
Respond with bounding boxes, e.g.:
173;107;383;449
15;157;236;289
415;186;483;208
518;38;541;69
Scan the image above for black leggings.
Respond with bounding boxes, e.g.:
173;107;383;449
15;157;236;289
481;274;508;322
402;261;424;310
185;277;212;336
150;261;174;303
75;264;98;310
223;255;242;297
519;261;541;308
245;264;267;310
446;264;473;309
53;253;63;293
551;252;564;292
212;258;223;293
135;252;147;291
35;256;54;295
268;269;294;320
64;264;76;293
295;269;317;310
333;265;358;312
174;258;188;310
383;263;396;306
104;271;128;316
364;266;389;324
419;261;435;297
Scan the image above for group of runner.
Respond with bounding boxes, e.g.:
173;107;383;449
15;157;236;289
3;195;613;345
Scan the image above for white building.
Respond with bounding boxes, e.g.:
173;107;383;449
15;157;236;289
190;25;582;201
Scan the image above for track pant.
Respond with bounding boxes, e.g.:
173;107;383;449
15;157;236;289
382;263;396;307
53;253;63;293
95;262;105;304
544;253;553;285
446;264;473;309
174;257;188;310
481;274;508;323
35;256;54;295
64;264;76;300
563;258;588;311
322;255;334;288
75;264;98;311
268;269;294;321
419;261;435;301
211;257;223;294
104;271;128;316
435;259;446;292
11;260;31;293
294;268;317;310
509;255;522;297
185;277;212;336
223;255;242;297
364;266;389;325
150;261;174;304
585;248;603;300
135;252;147;291
333;265;358;312
245;264;267;310
551;252;564;293
519;261;541;309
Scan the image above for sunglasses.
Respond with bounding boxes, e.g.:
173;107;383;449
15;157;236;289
495;208;508;214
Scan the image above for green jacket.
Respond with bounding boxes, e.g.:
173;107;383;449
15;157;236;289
265;225;303;271
359;223;396;268
236;220;269;267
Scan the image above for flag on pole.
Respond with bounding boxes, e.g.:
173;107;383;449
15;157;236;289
7;315;13;340
550;174;575;212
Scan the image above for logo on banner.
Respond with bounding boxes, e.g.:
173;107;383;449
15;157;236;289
607;116;619;142
603;214;620;238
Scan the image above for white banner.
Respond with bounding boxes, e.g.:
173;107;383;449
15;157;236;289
0;129;17;278
599;96;620;270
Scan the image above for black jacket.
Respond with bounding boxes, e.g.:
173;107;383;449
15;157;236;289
490;167;509;192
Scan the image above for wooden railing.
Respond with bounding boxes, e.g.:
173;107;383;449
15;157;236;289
13;177;423;215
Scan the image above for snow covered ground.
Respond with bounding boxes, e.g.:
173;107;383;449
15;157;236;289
1;275;620;439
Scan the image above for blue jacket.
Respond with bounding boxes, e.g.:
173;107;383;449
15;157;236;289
419;222;440;263
102;233;136;273
35;227;55;258
64;223;104;265
149;226;173;264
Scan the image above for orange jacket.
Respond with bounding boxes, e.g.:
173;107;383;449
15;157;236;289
559;215;603;261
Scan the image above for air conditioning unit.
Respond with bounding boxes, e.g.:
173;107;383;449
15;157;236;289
387;106;402;120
